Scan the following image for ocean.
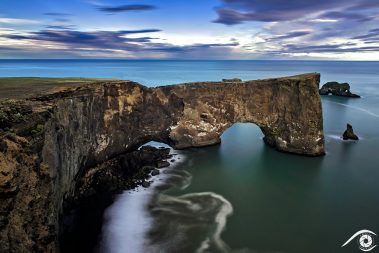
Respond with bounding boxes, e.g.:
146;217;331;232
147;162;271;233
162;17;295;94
1;60;378;252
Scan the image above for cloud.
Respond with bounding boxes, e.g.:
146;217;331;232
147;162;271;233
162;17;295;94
318;11;374;22
267;30;311;41
96;4;156;13
346;1;379;10
213;0;379;25
149;42;239;53
259;43;379;54
0;17;40;25
213;8;299;24
0;28;239;59
2;29;162;48
213;0;344;24
53;18;71;23
44;25;77;30
43;12;71;16
217;0;379;58
119;29;161;34
352;28;379;40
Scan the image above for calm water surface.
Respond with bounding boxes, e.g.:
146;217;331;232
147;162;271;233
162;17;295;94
1;60;378;252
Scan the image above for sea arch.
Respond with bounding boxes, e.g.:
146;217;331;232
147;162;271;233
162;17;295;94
43;73;324;201
162;73;325;156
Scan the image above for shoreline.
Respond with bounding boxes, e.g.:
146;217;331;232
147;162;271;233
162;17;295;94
59;143;179;253
97;143;186;253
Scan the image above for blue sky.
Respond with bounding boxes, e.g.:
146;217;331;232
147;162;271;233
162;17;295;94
0;0;379;59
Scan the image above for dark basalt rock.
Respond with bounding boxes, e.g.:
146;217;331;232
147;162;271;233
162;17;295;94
142;181;151;188
156;160;170;168
73;146;169;199
142;165;155;171
222;78;242;82
342;123;359;140
319;81;360;98
151;169;160;176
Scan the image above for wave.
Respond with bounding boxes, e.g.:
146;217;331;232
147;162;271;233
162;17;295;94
98;143;248;253
96;145;186;253
326;134;342;140
146;192;233;253
161;169;193;190
326;101;379;119
326;134;365;142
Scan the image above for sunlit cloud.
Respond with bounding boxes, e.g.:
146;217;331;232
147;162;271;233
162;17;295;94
0;17;40;25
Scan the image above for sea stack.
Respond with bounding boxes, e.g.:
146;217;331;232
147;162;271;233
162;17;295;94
342;123;359;140
319;82;360;98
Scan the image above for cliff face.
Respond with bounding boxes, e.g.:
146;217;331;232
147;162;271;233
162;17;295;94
0;73;325;252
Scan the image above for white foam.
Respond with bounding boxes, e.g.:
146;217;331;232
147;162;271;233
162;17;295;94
326;134;342;140
151;192;234;253
326;134;364;141
98;142;234;253
99;186;153;253
193;192;234;253
97;144;186;253
196;238;211;253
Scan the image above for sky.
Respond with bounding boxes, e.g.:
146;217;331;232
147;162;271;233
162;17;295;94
0;0;379;60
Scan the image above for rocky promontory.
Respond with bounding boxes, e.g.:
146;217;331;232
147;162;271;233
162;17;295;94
0;73;325;252
319;81;360;97
342;123;359;140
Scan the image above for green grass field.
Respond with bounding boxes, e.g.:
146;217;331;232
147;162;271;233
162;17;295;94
0;77;115;99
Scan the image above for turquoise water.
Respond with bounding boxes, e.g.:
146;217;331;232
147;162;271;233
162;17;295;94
1;60;378;252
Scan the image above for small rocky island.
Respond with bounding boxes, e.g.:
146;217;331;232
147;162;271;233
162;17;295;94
0;73;325;252
342;123;359;140
319;81;360;98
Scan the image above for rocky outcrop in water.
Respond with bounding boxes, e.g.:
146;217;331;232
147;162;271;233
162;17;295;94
319;81;360;98
222;78;242;82
342;123;359;140
0;73;325;252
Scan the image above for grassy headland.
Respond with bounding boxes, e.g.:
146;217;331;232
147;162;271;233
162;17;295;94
0;77;114;99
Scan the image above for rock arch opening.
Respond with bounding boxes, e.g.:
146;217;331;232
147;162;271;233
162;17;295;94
221;123;264;146
218;123;266;167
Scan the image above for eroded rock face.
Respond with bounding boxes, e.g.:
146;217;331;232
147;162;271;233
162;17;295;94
0;73;325;252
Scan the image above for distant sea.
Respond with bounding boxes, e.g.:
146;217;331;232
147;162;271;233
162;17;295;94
1;60;379;253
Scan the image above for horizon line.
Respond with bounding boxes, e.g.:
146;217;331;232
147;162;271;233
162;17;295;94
1;58;379;62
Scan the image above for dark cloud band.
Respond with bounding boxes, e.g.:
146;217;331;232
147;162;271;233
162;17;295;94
213;0;378;25
97;4;156;13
